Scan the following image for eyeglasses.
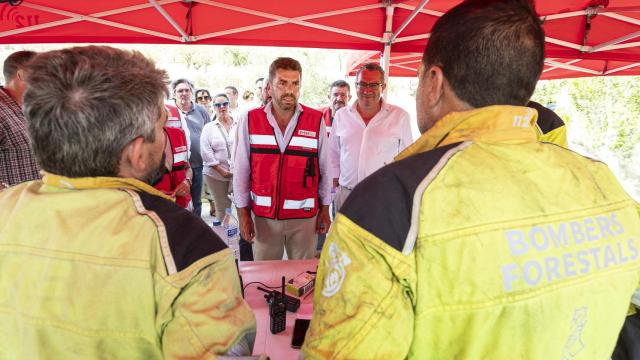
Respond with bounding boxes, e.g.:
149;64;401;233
196;95;211;101
356;82;382;90
213;102;229;108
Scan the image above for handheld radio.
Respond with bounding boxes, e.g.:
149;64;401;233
268;276;287;334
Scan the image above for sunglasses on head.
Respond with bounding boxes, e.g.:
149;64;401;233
197;95;211;101
213;101;229;108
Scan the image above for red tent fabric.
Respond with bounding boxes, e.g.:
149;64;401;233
1;1;639;78
344;51;640;80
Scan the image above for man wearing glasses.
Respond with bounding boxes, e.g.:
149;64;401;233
233;57;332;260
171;78;210;217
328;63;413;211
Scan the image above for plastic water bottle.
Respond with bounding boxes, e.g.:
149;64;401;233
222;208;240;263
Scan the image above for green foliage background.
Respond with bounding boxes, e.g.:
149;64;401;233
533;77;640;199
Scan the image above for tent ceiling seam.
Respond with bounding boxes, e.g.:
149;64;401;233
193;1;383;42
8;2;181;41
545;59;601;74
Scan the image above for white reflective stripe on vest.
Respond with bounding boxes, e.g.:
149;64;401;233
282;198;315;210
289;136;318;149
251;192;272;207
250;134;278;146
166;120;183;128
173;151;188;164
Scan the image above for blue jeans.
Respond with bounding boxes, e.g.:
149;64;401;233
190;166;203;217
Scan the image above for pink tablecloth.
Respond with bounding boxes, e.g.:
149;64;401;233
240;259;318;359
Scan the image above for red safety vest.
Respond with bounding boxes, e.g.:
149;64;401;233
154;127;191;208
165;103;183;128
248;106;322;220
320;106;332;137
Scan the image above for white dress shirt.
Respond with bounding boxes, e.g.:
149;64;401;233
201;118;238;181
328;99;414;189
232;101;332;208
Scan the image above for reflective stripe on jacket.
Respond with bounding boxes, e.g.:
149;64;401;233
0;174;256;359
165;103;182;128
248;105;322;219
303;105;640;359
155;126;191;208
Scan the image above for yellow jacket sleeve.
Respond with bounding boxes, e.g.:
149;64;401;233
302;215;416;359
538;124;568;148
158;249;256;359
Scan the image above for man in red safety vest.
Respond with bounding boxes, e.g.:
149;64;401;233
233;57;332;260
153;104;192;208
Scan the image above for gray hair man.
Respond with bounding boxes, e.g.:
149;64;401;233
327;62;413;211
304;0;640;358
320;79;351;137
0;50;39;188
171;78;210;217
0;46;255;358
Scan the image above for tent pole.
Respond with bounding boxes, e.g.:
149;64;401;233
389;0;430;44
149;0;190;42
382;4;394;100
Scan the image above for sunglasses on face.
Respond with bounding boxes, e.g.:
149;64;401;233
197;95;211;101
213;102;229;108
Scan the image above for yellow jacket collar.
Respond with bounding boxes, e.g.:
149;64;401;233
397;105;538;161
42;171;173;201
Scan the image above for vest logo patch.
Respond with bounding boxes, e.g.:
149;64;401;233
298;130;316;137
175;145;187;153
563;307;588;358
322;243;351;298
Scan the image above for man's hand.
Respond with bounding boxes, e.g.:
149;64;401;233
172;179;191;198
214;165;233;179
237;207;255;243
316;205;331;234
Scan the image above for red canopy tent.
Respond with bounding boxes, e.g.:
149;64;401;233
344;51;640;80
1;0;639;79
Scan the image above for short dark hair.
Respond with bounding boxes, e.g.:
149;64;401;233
194;89;210;99
23;46;167;178
268;57;302;84
224;86;238;95
3;50;37;82
423;0;544;107
329;80;350;93
355;63;385;83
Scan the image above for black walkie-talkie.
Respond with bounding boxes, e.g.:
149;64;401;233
269;276;287;334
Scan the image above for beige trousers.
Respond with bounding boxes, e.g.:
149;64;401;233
252;215;317;260
203;175;231;220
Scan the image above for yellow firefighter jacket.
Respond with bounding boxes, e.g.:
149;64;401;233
303;105;640;359
529;100;568;147
0;173;256;359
